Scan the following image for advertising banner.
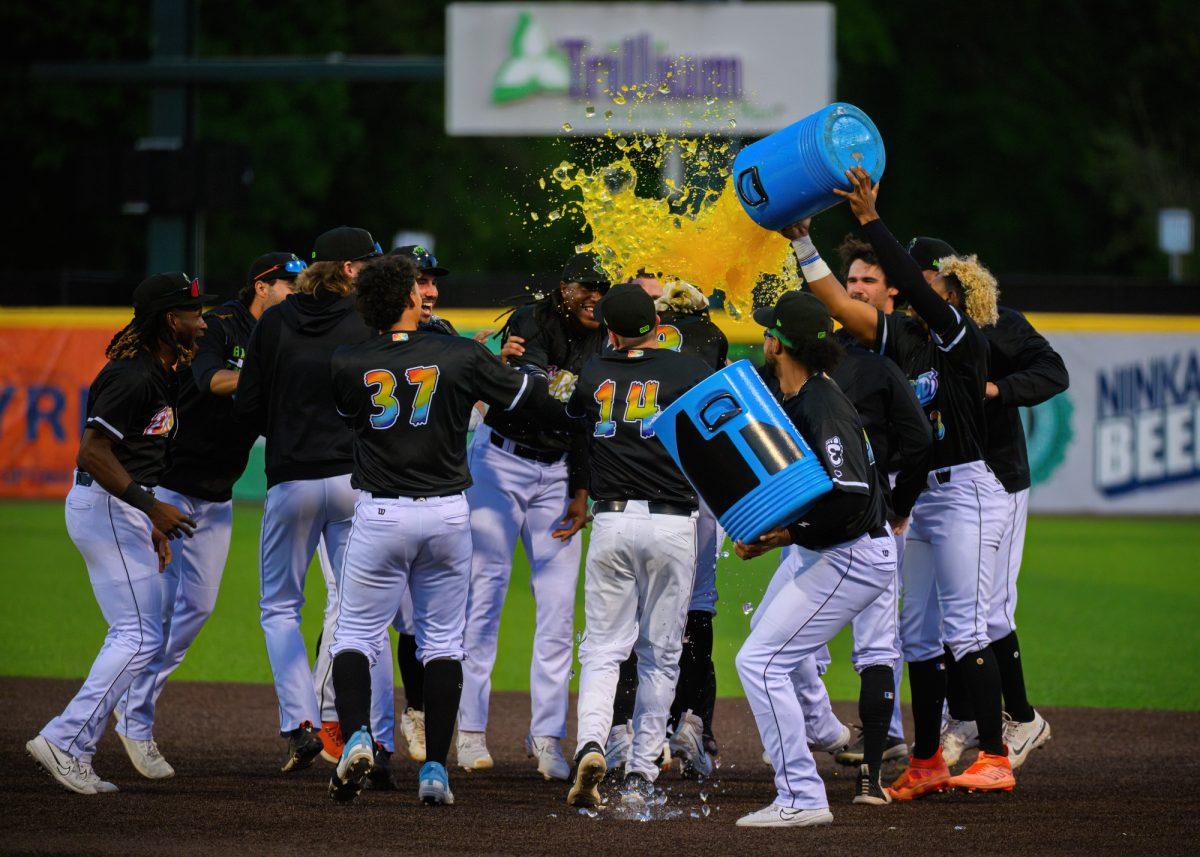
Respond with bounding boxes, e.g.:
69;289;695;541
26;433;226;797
447;2;835;136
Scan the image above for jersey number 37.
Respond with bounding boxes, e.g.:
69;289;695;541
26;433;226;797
593;379;660;439
364;367;440;429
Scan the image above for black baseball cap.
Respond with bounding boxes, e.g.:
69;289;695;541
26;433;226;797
753;291;832;347
247;252;306;288
561;251;611;290
390;244;449;277
132;271;217;315
595;282;656;337
908;236;958;271
312;226;382;262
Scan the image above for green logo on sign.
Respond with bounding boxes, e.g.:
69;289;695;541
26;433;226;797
1023;394;1074;486
492;12;570;104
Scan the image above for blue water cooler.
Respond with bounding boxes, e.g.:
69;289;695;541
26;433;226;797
653;360;832;544
732;102;886;231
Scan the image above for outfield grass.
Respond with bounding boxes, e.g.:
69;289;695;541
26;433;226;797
2;501;1197;710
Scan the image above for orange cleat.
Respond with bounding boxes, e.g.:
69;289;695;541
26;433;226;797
887;748;952;800
948;750;1015;792
319;721;344;764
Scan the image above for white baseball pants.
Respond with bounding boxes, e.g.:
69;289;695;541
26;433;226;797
459;427;581;739
689;501;721;613
117;488;231;740
988;487;1029;641
736;531;896;809
41;482;165;762
574;503;697;780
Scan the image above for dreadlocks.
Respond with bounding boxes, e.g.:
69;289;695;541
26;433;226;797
105;311;197;365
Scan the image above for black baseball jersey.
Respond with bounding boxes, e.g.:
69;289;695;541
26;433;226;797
984;306;1069;493
655;309;729;371
235;291;375;487
83;349;178;486
566;347;712;507
331;330;535;497
160;300;260;502
781;374;886;549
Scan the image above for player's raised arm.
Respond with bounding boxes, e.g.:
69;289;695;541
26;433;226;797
781;218;879;344
987;309;1070;405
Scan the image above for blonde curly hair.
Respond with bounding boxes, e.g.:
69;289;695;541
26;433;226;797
295;260;354;297
935;254;999;327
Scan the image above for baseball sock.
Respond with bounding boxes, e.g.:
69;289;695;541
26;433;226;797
989;631;1035;722
332;651;372;740
957;647;1005;756
859;664;895;781
612;653;638;727
397;634;425;711
907;657;947;760
943;644;976;721
670;611;713;727
423;658;463;766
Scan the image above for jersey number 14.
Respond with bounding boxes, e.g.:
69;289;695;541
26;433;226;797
364;366;440;429
593;379;660;439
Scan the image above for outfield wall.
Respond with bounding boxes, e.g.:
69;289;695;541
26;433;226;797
2;307;1198;514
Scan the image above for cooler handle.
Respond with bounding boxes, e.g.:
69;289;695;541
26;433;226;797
699;393;742;433
736;166;768;207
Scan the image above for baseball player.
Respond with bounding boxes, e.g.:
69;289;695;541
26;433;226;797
603;274;728;776
235;226;394;777
564;284;713;809
800;167;1013;798
456;252;608;779
27;272;208;794
909;237;1068;769
112;253;302;779
732;291;897;827
324;254;556;804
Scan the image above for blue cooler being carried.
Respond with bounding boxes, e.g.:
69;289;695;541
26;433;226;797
652;360;832;544
733;102;886;231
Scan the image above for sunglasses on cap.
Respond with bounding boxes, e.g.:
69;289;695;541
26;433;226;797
256;258;308;281
354;242;384;262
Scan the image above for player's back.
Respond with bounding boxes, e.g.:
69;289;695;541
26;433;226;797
332;330;532;498
656;309;728;371
569;346;712;506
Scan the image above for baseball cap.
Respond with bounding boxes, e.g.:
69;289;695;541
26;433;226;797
908;236;958;271
390;244;449;277
312;226;382;262
132;271;217;316
752;291;832;348
594;282;656;337
247;252;306;288
560;251;611;291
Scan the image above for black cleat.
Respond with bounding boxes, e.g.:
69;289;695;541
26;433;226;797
281;721;324;773
853;764;892;805
365;745;396;791
567;742;606;808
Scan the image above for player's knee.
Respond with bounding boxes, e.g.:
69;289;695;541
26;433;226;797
734;642;767;681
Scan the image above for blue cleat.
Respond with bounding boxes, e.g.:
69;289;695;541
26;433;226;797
418;761;455;806
328;727;375;804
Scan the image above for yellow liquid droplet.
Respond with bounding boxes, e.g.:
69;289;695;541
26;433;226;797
604;110;614;120
585;105;596;117
530;212;539;222
612;93;626;105
562;122;573;132
538;178;546;189
657;82;671;95
547;209;562;222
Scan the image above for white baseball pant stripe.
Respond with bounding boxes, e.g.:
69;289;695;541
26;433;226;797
117;488;231;740
736;532;896;809
899;462;1008;663
460;427;581;739
330;494;471;667
41;483;165;762
988;488;1028;641
688;500;721;613
574;504;696;781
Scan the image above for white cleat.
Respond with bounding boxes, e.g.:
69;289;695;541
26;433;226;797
604;722;632;771
736;803;834;828
526;734;571;781
669;710;714;777
117;734;175;780
456;730;494;771
401;708;427;764
814;722;854;756
80;761;119;793
1003;710;1051;769
27;735;98;795
941;718;979;766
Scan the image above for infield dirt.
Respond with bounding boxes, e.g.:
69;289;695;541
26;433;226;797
3;677;1197;855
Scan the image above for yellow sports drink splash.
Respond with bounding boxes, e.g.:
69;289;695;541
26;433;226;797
534;107;798;314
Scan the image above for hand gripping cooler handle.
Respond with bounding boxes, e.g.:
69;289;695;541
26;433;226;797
699;393;743;433
735;166;768;207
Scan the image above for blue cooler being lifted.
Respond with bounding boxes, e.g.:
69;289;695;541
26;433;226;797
652;360;833;544
732;102;886;231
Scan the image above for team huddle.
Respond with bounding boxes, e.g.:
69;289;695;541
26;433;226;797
26;168;1067;828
